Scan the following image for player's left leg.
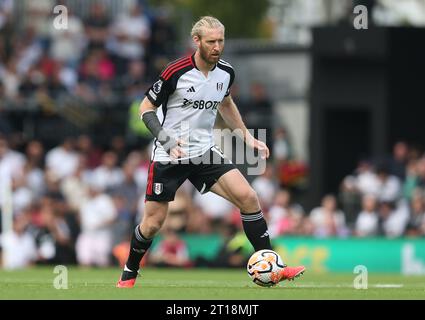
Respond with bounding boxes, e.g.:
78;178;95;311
209;169;305;281
209;168;271;250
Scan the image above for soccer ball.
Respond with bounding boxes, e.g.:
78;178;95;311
247;249;285;287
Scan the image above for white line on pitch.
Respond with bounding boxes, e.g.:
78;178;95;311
289;284;404;288
372;284;404;288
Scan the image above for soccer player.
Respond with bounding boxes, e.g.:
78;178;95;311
117;16;305;288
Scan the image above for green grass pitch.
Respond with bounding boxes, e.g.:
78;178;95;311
0;267;424;300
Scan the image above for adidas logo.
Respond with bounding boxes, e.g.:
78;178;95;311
260;231;269;238
132;248;146;254
187;86;195;92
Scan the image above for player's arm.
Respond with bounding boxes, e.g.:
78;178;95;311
219;95;270;159
139;97;186;159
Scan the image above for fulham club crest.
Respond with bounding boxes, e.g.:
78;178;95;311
154;183;163;195
216;82;223;91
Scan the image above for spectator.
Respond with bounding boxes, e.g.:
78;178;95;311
416;157;425;189
0;0;13;31
37;50;59;79
377;200;409;238
309;194;348;237
15;26;43;74
90;151;124;192
44;64;68;99
84;2;111;50
355;194;379;237
403;160;419;200
268;189;305;238
273;127;291;163
80;48;115;83
37;192;79;265
388;141;409;180
18;66;45;99
1;57;20;98
76;134;102;169
60;154;90;212
76;48;115;101
340;159;378;222
24;140;46;198
110;160;141;244
193;190;235;227
403;157;425;200
128;149;150;192
251;165;278;210
405;191;425;236
341;160;402;220
185;193;214;234
0;134;26;182
49;9;86;67
45;138;79;180
24;0;54;42
25;139;44;168
107;3;151;75
11;175;33;215
1;213;37;269
149;228;192;268
30;196;58;264
76;180;117;267
341;160;379;196
110;135;128;166
375;164;401;202
163;188;192;233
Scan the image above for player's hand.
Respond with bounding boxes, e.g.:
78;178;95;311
248;138;270;160
169;138;187;160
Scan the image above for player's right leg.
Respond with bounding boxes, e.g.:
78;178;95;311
116;200;168;288
117;160;188;288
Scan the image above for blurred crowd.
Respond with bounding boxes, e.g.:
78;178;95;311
0;1;176;110
0;0;308;270
1;1;425;270
1;133;424;270
0;130;298;269
340;141;425;238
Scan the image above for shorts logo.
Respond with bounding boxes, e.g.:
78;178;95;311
217;82;223;91
154;183;163;195
153;80;163;94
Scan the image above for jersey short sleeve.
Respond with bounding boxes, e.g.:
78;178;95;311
145;56;193;107
145;77;173;107
217;60;235;97
225;68;235;97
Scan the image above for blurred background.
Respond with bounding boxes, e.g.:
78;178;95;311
1;0;425;274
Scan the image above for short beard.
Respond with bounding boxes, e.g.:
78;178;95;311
199;44;219;65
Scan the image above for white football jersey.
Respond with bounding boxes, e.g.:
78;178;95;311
146;54;235;161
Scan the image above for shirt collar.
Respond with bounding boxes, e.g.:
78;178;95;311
191;53;217;72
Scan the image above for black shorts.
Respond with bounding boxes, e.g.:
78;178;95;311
145;146;236;202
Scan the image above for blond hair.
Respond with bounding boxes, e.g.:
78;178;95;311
191;16;225;38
